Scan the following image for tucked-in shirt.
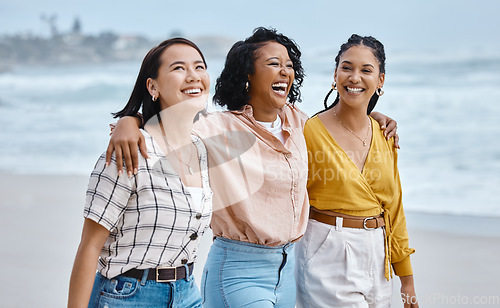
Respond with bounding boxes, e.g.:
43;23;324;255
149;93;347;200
84;130;212;278
193;104;309;247
304;115;415;279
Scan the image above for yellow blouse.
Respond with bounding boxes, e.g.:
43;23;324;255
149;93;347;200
304;115;415;280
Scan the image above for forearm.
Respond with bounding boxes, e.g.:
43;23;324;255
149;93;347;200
68;243;101;307
68;219;109;308
399;274;418;307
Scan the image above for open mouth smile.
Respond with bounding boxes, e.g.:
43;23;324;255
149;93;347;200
272;82;288;96
182;88;202;95
346;86;364;94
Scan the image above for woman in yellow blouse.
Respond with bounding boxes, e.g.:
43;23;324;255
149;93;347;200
295;35;418;308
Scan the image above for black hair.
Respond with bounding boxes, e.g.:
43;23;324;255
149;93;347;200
321;34;386;115
113;38;207;124
213;27;305;110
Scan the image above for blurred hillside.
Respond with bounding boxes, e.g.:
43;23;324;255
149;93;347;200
0;16;233;72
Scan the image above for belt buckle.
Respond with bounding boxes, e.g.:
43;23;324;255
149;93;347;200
156;266;177;283
363;217;376;230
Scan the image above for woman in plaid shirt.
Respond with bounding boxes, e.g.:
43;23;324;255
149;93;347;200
68;38;212;307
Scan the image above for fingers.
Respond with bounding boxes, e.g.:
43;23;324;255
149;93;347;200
130;135;148;176
123;143;133;178
114;146;124;177
130;146;139;177
106;140;143;178
105;143;114;168
382;118;401;149
384;118;397;138
109;123;116;136
138;135;149;160
385;126;397;142
379;120;387;131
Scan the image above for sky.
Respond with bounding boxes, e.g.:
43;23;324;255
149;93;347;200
1;0;500;55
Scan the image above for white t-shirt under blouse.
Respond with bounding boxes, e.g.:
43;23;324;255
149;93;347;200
256;115;286;144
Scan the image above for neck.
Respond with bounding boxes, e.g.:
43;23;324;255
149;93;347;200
249;104;279;122
333;104;369;131
159;114;193;148
145;108;197;149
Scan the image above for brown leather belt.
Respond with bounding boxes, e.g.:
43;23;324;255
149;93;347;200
122;262;194;282
310;208;385;230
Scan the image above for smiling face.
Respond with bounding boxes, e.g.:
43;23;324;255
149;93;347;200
334;45;385;109
147;43;209;110
247;41;295;119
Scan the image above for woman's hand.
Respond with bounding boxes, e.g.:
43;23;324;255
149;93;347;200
370;111;400;148
105;116;147;177
400;275;419;308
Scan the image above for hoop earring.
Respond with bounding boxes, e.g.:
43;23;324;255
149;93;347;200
376;88;384;96
332;82;337;90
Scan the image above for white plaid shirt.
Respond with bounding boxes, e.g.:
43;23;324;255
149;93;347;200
84;130;212;278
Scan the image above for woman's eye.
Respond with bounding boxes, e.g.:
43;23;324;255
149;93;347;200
173;66;184;71
341;66;351;70
269;62;279;66
362;69;372;73
196;65;206;70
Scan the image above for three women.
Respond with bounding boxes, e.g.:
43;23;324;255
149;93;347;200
85;28;412;307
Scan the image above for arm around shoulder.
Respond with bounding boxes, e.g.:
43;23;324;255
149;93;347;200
106;116;147;177
370;111;399;148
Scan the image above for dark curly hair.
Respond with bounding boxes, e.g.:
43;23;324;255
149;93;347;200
321;34;386;115
113;38;207;124
213;27;305;110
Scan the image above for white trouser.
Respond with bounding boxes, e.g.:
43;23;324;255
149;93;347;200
295;218;392;308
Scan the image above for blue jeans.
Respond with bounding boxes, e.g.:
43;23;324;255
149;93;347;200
201;237;296;307
88;269;203;307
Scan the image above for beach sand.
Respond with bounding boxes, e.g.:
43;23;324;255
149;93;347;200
0;173;499;307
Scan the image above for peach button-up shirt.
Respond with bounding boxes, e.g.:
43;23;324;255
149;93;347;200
193;104;310;246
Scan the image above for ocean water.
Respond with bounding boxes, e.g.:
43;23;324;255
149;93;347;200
1;48;499;217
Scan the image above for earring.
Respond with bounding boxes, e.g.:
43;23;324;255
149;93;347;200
152;95;157;102
376;88;384;96
332;82;337;90
245;82;249;91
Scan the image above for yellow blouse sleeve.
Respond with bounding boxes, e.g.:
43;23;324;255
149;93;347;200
385;140;415;276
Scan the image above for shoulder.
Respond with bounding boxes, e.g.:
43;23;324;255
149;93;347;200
135;129;164;162
195;110;236;127
304;115;321;133
303;116;329;147
278;104;309;132
193;110;236;138
284;104;309;122
370;117;396;153
139;129;156;153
